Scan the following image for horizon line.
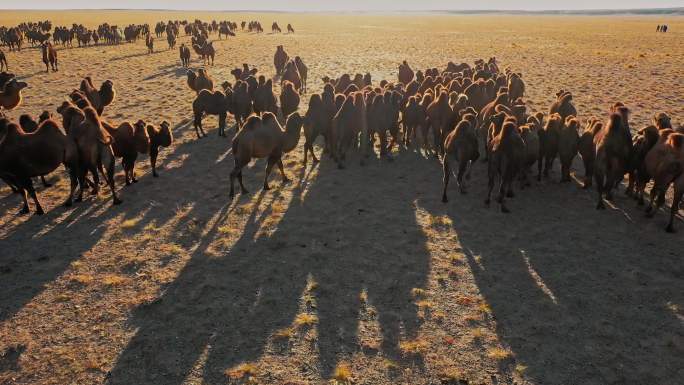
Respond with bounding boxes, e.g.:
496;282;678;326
1;7;683;13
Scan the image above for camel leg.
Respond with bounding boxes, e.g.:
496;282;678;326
25;179;45;215
263;156;277;191
485;173;495;207
457;157;468;194
90;166;100;195
100;152;122;205
218;113;227;137
64;168;78;207
537;156;543;182
238;170;248;194
17;187;30;215
150;146;159;177
277;158;289;184
595;171;606;210
193;113;204;139
442;157;450;203
309;143;319;164
666;188;682;233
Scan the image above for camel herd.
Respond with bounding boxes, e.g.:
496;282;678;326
1;18;683;233
0;18;296;72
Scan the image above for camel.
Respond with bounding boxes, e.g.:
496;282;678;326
79;77;115;115
558;116;580;182
187;68;213;93
287;24;295;33
642;130;684;232
272;22;282;33
19;112;57;188
280;80;300;119
229;111;304;198
57;102;121;205
426;90;452;156
145;34;154;54
577;117;603;189
486;120;525;213
538;112;562;181
274;45;289;75
231;64;258;81
507;72;524;103
302;92;334;166
593;113;633;209
146;121;174;177
519;122;540;187
0;78;28;111
0;72;15;89
402;95;427;148
231;80;253;129
192;88;233;138
41;42;58;72
0;117;80;215
101;119;150;185
442;118;479;201
330;92;366;169
398;60;414;85
253;77;278;116
627;124;660;203
167;31;176;49
192;41;215;65
179;44;191;67
549;90;577;121
281;60;302;93
294;56;308;93
0;50;8;71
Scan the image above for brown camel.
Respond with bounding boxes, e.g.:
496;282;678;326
593;113;633;209
486;120;525;213
146;121;174;177
145;34;154;54
79;77;115;115
187;68;213;93
274;45;289;75
281;60;302;93
294;56;308;93
0;72;15;89
41;42;58;72
57;102;121;205
0;78;28;111
280;80;300;119
330;92;367;169
442;119;479;201
192;88;233;138
302;93;334;166
507;72;524;103
402;95;427;148
179;44;191;67
627;124;660;203
19;111;57;187
577;117;603;189
519;122;540;187
229;111;304;198
0;117;80;215
426;90;452;156
558;116;580;182
101;119;150;185
398;60;414;85
538;112;562;180
549;90;577;121
643;131;684;232
253;77;278;116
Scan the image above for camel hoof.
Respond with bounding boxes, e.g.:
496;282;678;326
153;173;159;178
133;179;138;183
64;200;73;207
18;207;29;215
113;198;123;205
442;196;448;203
263;185;271;191
35;209;45;216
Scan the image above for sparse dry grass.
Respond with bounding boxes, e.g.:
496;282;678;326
293;313;318;327
399;337;430;356
225;362;259;380
487;347;512;361
331;362;353;384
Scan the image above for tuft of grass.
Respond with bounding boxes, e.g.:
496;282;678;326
383;358;399;370
158;243;185;255
411;288;426;298
102;274;128;286
471;327;485;340
487;347;512;360
225;362;259;379
272;327;294;340
399;337;429;355
456;295;476;306
440;368;465;382
70;274;94;285
294;313;318;327
515;363;528;374
331;362;353;384
120;218;140;230
478;302;492;314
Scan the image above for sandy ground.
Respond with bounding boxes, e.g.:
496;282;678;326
0;11;683;385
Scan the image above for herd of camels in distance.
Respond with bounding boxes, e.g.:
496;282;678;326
0;18;683;233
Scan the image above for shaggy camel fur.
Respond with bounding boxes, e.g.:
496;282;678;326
101;119;150;185
229;112;304;198
519;122;540;186
41;42;58;72
486;120;525;213
442;119;479;201
398;60;414;85
192;41;215;65
538;112;562;180
593;113;633;209
507;72;524;103
558;116;580;182
0;78;28;111
627;124;660;203
57;102;121;205
302;92;334;166
577;117;603;188
187;69;213;93
146;121;173;177
19;112;56;187
79;77;115;115
426;91;452;156
0;118;80;214
402;95;426;148
274;45;289;75
279;80;300;119
145;34;154;54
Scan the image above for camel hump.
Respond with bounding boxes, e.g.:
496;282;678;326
84;107;112;144
559;91;573;104
667;133;684;151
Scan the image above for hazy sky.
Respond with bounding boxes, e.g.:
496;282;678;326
1;0;682;11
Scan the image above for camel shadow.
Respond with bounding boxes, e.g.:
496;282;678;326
142;66;187;81
106;151;431;384
418;160;684;384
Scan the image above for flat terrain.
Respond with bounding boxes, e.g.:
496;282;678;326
0;11;683;385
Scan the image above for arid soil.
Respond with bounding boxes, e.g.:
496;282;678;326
0;11;683;385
